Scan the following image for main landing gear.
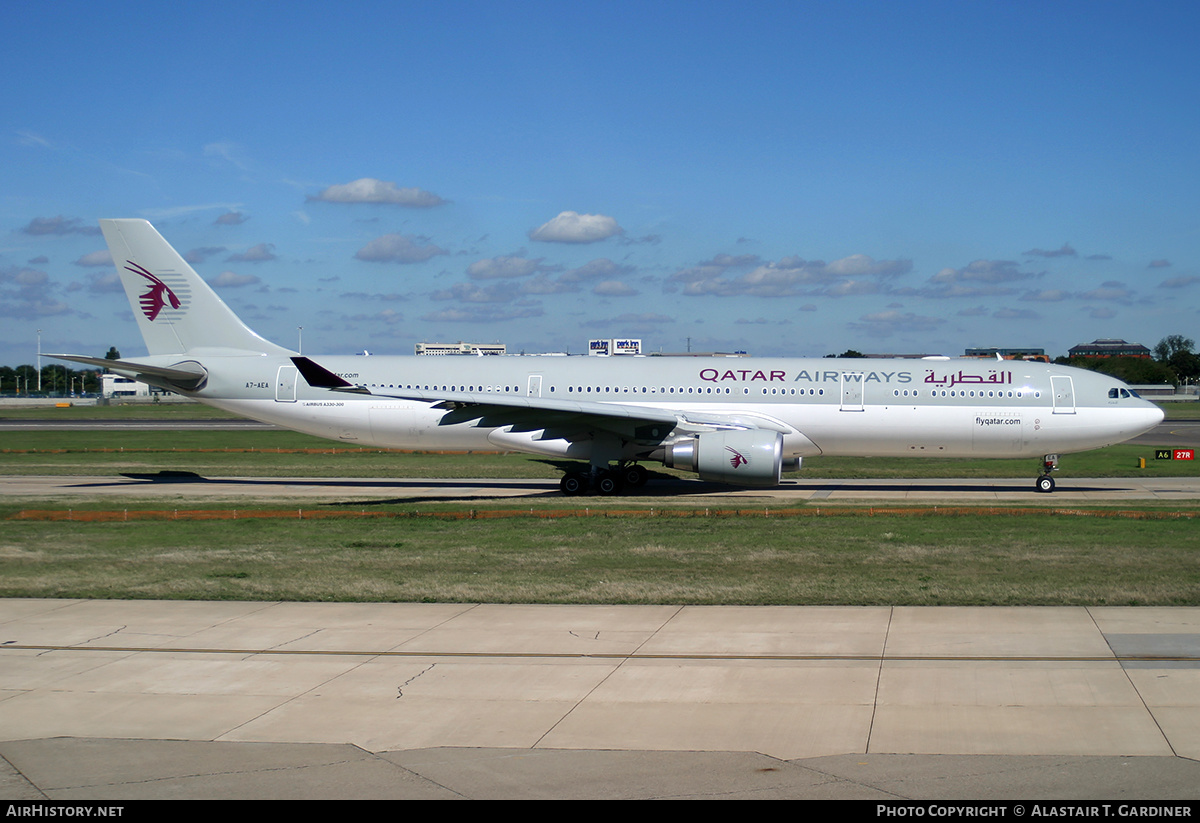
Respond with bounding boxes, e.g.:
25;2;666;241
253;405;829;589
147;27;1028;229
559;463;649;496
1035;454;1059;493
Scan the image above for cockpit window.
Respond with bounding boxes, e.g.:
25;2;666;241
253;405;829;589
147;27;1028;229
1109;387;1138;399
1109;388;1119;398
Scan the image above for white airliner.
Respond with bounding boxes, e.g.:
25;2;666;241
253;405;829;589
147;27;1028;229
53;219;1164;495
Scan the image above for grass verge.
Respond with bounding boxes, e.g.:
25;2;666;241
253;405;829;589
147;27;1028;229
2;503;1197;606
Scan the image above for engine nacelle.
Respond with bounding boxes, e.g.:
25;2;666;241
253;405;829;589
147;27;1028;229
664;429;784;486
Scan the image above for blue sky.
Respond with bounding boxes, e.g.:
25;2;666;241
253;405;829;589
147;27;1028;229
2;0;1198;367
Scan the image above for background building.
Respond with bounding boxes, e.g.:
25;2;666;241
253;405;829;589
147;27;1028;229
1068;339;1152;359
415;342;506;356
963;347;1049;362
101;374;165;398
588;338;642;356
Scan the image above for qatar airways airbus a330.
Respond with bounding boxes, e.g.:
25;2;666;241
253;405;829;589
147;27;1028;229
52;219;1163;495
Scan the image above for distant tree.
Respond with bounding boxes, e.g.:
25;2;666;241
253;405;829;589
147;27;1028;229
1069;356;1176;385
1152;335;1199;383
13;364;36;393
103;346;121;373
1168;351;1200;383
40;364;78;395
1153;335;1194;363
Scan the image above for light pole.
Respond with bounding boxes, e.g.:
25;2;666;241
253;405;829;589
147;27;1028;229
37;329;42;393
298;326;303;354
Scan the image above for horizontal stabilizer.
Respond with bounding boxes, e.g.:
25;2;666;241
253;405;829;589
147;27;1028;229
49;354;208;390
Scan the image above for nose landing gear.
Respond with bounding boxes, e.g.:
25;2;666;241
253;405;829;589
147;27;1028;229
1036;454;1059;493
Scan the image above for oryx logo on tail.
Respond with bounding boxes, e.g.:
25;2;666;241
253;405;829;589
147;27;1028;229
126;261;181;321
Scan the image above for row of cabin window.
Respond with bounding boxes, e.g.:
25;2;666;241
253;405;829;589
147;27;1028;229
364;383;1049;400
566;386;830;396
368;384;826;396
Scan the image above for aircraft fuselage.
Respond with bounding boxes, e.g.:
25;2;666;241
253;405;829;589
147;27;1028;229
156;351;1162;462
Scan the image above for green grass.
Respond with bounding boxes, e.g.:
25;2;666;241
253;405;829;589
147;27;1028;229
0;402;238;420
1160;402;1199;419
0;430;558;478
2;506;1197;605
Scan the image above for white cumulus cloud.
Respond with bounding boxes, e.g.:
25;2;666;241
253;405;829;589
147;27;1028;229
354;234;447;264
309;178;447;208
209;271;261;288
73;250;113;268
592;280;639;297
467;254;549;279
528;211;623;244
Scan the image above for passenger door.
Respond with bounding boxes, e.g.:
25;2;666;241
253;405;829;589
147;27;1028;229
1051;375;1075;414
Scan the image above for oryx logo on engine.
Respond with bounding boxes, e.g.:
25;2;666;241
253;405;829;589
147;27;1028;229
726;446;749;469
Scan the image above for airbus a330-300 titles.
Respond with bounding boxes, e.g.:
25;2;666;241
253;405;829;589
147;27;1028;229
52;219;1163;495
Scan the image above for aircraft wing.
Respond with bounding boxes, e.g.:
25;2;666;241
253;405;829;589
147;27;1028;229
291;356;789;442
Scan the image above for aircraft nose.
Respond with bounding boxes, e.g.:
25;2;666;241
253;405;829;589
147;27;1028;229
1142;402;1166;432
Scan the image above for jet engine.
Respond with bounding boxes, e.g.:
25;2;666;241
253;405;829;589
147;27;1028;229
663;429;784;486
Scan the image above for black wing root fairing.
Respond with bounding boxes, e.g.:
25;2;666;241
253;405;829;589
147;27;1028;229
291;356;370;394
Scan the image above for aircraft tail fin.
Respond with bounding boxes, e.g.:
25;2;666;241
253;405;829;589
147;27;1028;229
100;219;289;357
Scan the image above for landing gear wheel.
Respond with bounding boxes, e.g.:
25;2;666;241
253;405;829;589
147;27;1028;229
621;464;648;488
560;472;589;496
1036;454;1059;494
594;471;624;496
